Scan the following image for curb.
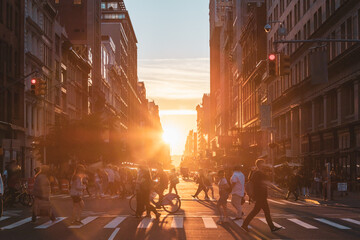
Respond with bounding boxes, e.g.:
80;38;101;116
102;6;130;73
303;198;321;205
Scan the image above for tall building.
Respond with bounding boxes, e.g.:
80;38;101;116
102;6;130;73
24;0;57;176
0;0;25;174
267;0;360;186
101;0;140;131
55;0;102;113
209;0;233;160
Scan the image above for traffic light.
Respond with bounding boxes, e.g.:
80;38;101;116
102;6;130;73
38;79;47;96
30;78;37;95
268;53;277;77
279;54;291;76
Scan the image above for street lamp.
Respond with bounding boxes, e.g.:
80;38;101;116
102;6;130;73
264;21;287;36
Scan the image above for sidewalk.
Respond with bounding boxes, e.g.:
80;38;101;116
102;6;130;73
268;188;360;208
303;191;360;208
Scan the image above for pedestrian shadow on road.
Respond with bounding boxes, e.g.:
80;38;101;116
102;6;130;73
218;222;254;240
195;200;218;213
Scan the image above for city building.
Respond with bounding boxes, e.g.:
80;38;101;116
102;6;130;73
24;0;57;177
0;0;25;174
55;0;102;113
266;0;360;188
101;0;141;132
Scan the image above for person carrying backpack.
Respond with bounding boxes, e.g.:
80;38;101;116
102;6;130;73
241;159;283;233
216;170;230;224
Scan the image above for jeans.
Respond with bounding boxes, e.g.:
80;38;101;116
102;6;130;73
242;198;275;230
231;194;243;218
194;184;209;198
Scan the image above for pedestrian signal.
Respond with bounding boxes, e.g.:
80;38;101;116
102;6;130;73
38;79;47;96
279;54;291;76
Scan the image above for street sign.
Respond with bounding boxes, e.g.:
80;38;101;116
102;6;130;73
310;50;328;84
337;182;347;192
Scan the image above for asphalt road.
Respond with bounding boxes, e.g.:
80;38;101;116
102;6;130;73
0;179;359;240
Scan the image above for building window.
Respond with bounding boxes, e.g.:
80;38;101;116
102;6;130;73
55;35;60;55
346;17;353;49
43;44;51;67
317;7;322;26
101;3;106;9
314;12;318;30
340;22;346;52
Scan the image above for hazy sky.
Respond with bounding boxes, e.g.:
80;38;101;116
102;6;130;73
126;0;210;156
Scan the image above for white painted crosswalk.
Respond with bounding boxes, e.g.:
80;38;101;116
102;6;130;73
314;218;351;230
69;216;98;229
171;216;184;228
0;215;359;232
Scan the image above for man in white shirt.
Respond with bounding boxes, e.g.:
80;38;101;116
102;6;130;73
230;165;245;220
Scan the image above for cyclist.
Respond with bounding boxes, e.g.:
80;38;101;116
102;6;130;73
154;167;168;208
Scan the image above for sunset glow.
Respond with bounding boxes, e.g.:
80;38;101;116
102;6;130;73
162;125;182;153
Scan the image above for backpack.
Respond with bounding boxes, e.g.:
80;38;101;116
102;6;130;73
245;173;255;199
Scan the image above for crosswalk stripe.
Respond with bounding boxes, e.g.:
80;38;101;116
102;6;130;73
104;216;126;228
202;217;217;228
0;216;10;222
281;200;304;206
341;218;360;226
35;217;67;229
268;199;286;205
1;217;32;230
137;218;153;229
314;218;351;229
69;216;98;229
258;218;285;229
108;227;120;240
287;218;318;229
171;216;184;228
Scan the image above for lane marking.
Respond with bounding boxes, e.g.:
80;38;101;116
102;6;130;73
0;216;10;222
281;200;304;206
108;227;120;240
171;216;184;228
314;218;350;229
69;216;98;229
287;218;318;229
341;218;360;226
104;216;127;229
258;218;285;229
1;217;32;230
268;199;286;205
137;218;153;229
35;217;67;229
202;217;217;228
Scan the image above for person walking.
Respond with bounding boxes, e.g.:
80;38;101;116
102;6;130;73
285;172;299;201
216;170;230;224
192;169;210;200
241;159;282;233
169;168;179;196
206;171;215;199
230;165;245;221
94;169;103;198
32;165;55;222
70;165;86;225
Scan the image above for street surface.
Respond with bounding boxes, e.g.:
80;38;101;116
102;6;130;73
0;179;359;240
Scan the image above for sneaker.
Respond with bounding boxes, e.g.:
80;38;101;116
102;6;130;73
31;215;37;223
271;226;282;232
240;225;249;232
204;197;210;201
191;195;198;199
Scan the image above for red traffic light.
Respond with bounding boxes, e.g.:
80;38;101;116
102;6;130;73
268;54;276;61
31;79;36;84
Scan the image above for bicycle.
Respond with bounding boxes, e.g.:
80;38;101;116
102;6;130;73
3;183;34;208
129;192;181;214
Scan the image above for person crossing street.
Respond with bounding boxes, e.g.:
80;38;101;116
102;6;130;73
241;159;282;233
230;165;245;221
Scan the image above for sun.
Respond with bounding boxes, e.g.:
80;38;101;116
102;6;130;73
162;126;181;147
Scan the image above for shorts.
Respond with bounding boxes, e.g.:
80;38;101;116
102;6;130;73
71;196;82;203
